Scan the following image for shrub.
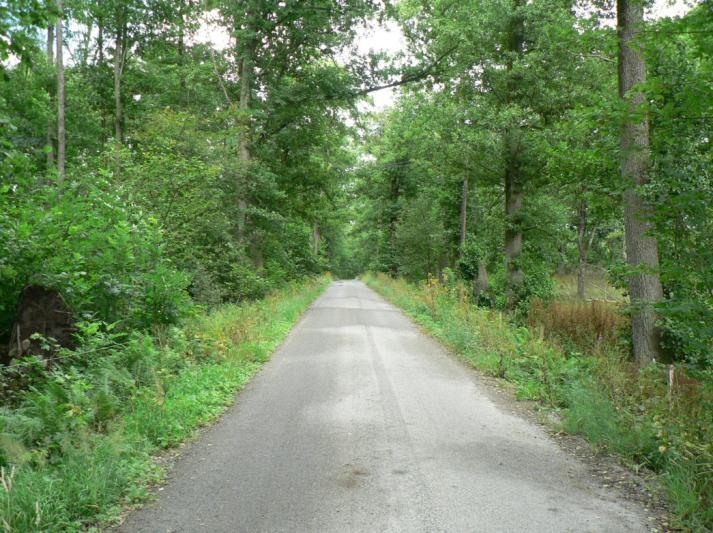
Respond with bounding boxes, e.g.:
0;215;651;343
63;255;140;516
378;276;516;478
0;170;192;343
657;298;713;369
0;277;329;530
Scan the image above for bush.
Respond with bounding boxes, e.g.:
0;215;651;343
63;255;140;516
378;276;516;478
658;298;713;369
0;276;329;530
0;170;192;343
487;259;555;312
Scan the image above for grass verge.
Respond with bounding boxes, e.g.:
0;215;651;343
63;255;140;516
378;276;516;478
0;276;329;531
363;273;712;532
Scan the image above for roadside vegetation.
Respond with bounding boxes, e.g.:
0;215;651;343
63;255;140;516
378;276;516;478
1;0;375;529
349;2;711;529
2;0;711;530
0;276;327;531
365;273;712;531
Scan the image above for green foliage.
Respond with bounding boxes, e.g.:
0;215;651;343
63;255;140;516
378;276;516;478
0;0;52;71
0;170;192;340
2;0;712;527
394;192;447;280
0;276;329;530
488;258;556;313
350;0;712;367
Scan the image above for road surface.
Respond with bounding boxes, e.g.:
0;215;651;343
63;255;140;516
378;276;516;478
120;280;648;532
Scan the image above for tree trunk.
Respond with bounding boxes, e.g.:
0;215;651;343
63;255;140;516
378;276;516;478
80;20;92;66
459;177;468;251
46;25;55;169
312;223;321;256
238;62;252;162
236;43;255;240
504;145;524;305
503;0;525;308
577;199;588;299
178;0;187;103
476;262;490;296
97;22;108;140
114;8;125;144
386;171;402;275
97;24;104;65
618;0;664;364
56;0;65;184
467;178;490;297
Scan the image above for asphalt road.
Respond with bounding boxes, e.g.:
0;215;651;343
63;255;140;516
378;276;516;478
120;280;648;533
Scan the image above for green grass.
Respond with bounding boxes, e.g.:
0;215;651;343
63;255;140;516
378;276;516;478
363;272;712;532
0;276;329;531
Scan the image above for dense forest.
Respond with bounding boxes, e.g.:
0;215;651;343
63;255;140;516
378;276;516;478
0;0;711;530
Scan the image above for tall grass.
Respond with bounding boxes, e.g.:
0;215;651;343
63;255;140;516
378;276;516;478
527;298;629;353
553;267;625;301
0;276;329;531
364;273;712;531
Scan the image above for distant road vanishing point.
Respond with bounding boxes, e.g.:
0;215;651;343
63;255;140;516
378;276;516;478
120;280;649;533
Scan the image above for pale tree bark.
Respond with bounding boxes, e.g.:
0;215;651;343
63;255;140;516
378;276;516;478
97;24;104;65
618;0;664;364
577;199;588;299
459;177;468;250
504;145;524;303
476;262;490;296
312;223;321;257
468;177;490;296
46;25;55;168
114;6;126;143
96;21;109;139
236;41;255;240
504;0;525;307
56;0;65;184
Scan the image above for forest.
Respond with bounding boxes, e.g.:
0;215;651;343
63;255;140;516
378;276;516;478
0;0;711;530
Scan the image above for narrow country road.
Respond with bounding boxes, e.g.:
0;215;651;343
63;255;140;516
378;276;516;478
120;280;648;533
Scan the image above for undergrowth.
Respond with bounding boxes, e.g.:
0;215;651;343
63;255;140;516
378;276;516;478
0;276;329;531
363;272;712;532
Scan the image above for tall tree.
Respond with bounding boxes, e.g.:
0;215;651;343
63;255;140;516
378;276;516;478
56;0;65;183
218;0;382;254
113;1;126;143
46;23;55;168
235;13;257;240
503;0;526;307
618;0;664;363
459;176;468;250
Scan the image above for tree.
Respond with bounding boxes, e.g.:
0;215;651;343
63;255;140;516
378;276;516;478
55;0;65;182
113;1;125;143
502;0;526;306
45;21;54;167
0;0;53;70
618;0;664;363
